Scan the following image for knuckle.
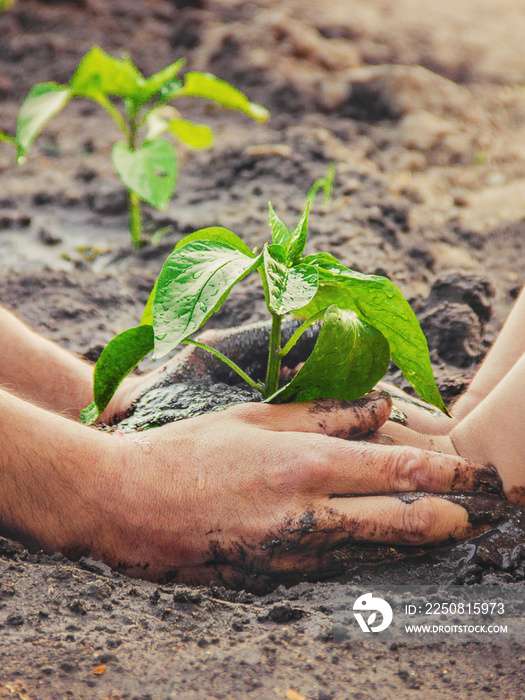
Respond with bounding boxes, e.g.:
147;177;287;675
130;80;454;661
386;447;434;492
396;497;437;544
296;435;332;486
224;402;274;425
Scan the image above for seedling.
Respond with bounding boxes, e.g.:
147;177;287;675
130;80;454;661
81;173;447;425
14;46;268;248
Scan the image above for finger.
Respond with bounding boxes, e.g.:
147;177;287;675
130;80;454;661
375;381;457;434
279;434;502;496
368;421;454;451
318;495;472;546
228;390;392;439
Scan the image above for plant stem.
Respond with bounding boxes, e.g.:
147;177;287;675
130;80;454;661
264;313;283;399
182;339;263;392
279;309;325;358
127;109;144;250
128;190;143;250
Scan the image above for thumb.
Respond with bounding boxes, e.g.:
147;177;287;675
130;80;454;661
230;391;392;439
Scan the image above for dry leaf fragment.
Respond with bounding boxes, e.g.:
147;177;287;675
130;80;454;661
93;664;107;675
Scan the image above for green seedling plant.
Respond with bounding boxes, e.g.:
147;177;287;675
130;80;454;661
81;171;448;425
14;46;268;248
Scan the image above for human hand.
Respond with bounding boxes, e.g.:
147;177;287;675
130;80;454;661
89;393;498;591
374;380;459;435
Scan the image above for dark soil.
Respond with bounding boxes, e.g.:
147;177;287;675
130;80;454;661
1;0;525;697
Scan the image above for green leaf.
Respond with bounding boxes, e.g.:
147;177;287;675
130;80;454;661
287;201;310;262
299;256;446;412
138;58;185;103
70;46;143;100
267;201;310;262
176;72;269;122
263;244;318;315
174;227;255;257
166;117;214;150
307;163;335;205
16;83;70;157
140;281;158;326
268;203;289;247
269;306;390;403
152;241;261;358
79;325;154;425
112;139;178;209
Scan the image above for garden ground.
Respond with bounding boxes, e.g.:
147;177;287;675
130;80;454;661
0;0;524;697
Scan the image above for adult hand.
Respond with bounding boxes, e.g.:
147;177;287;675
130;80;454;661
369;355;525;506
90;393;497;591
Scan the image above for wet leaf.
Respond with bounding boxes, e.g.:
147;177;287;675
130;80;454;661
263;244;318;315
269;305;390;403
268;203;290;247
298;254;447;412
174;227;255;256
16;83;70;157
152;241;261;358
267;202;310;262
80;325;154;425
166;117;214;149
287;201;310;262
69;46;143;100
176;72;269;122
112;139;177;209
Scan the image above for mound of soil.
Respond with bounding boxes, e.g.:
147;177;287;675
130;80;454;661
1;0;525;697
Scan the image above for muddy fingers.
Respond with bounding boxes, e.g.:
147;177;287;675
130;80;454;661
228;391;392;439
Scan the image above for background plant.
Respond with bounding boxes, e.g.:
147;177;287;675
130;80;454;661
14;46;268;248
81;172;447;425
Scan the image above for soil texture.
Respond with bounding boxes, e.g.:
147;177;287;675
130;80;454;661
1;0;525;698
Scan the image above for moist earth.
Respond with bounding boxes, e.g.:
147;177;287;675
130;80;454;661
1;0;525;698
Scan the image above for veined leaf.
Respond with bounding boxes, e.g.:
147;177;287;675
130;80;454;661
263;244;318;315
112;139;177;209
70;46;143;100
80;324;154;425
166;117;214;149
299;255;447;412
267;201;310;262
16;83;70;157
176;72;269;122
152;241;261;358
287;201;310;262
174;227;255;257
268;203;289;247
269;305;390;403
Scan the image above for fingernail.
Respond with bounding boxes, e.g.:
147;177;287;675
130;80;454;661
452;462;504;496
363;390;392;404
438;493;511;525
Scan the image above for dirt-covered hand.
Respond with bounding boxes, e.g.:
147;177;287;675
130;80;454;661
90;393;496;591
370;355;525;506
